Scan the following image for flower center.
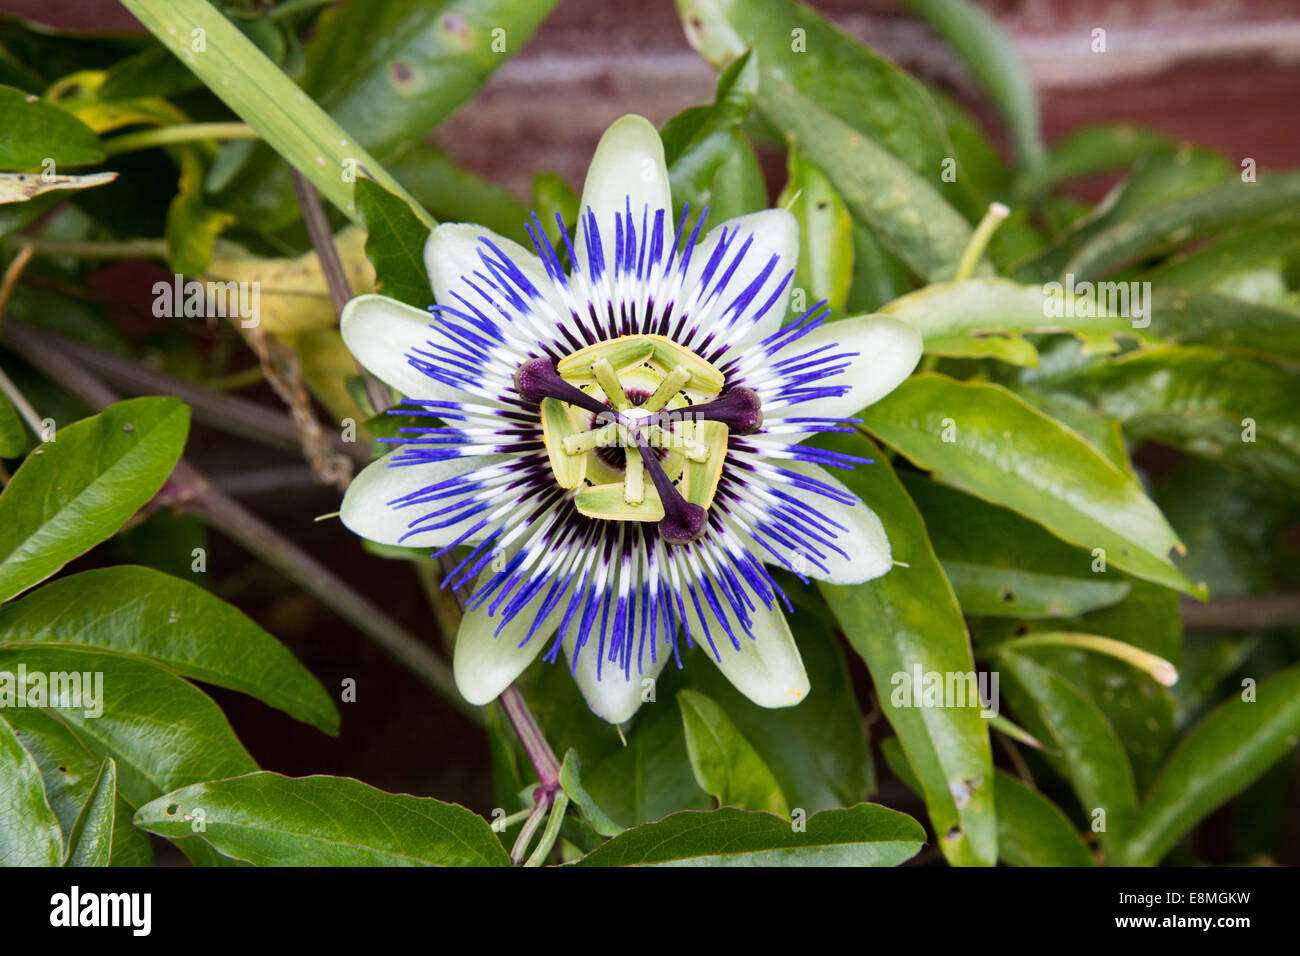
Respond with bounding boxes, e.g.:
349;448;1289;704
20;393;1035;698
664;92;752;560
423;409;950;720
513;334;763;544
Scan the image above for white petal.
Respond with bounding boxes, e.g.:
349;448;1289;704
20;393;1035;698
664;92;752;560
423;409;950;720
682;588;810;709
777;459;892;585
683;209;798;349
340;294;454;401
424;222;562;318
454;591;561;706
563;621;669;725
340;450;507;548
774;314;922;419
577;115;672;281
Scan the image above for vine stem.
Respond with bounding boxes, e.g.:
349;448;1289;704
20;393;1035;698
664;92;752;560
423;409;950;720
102;122;260;157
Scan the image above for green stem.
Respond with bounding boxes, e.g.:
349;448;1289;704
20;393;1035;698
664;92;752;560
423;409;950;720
7;237;168;260
954;202;1010;281
523;792;570;867
102;122;260;156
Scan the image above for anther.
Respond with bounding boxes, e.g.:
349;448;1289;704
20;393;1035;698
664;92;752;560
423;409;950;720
634;436;706;545
514;358;610;419
673;386;762;435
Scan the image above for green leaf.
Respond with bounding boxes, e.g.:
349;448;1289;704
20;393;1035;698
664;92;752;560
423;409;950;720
0;390;25;458
777;148;854;314
902;0;1043;166
212;0;557;227
1145;290;1300;360
1046;346;1300;490
1012;146;1233;284
582;669;710;828
356;177;433;309
391;142;531;245
903;473;1131;618
0;565;338;734
1015;124;1170;199
860;374;1199;596
134;771;510;866
573;803;925;866
0;645;256;807
761;78;980;282
0;711;63;866
677;0;954;188
164;150;236;275
814;431;996;867
63;755;116;866
997;650;1138;860
845;223;912;315
0;397;190;604
0;706;151;865
881;278;1130;359
0;84;103;168
883;736;1094;866
993;771;1096;866
677;0;983;279
984;581;1181;789
661;50;758;216
677;689;789;815
118;0;432;228
558;749;623;838
686;604;873;813
1122;663;1300;865
1068;170;1300;281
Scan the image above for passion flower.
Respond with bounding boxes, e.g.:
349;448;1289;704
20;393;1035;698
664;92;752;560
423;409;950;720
339;115;921;722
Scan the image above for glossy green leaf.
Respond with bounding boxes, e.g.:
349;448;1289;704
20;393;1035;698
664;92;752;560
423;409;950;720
997;650;1138;860
1145;290;1300;359
584;687;711;828
64;755;115;867
0;565;338;734
0;391;25;458
0;711;63;866
903;473;1131;618
0;397;190;605
135;771;510;866
778;149;853;314
1047;346;1300;489
1008;386;1135;477
882;278;1131;363
212;0;556;227
993;771;1096;866
0;83;103;168
558;748;622;838
860;374;1198;595
677;689;789;815
985;581;1181;789
119;0;432;228
814;431;996;867
845;223;913;314
902;0;1042;166
882;736;1094;866
762;77;981;282
1068;170;1300;280
687;604;873;813
0;706;151;866
391;142;530;245
661;50;758;216
1015;124;1170;199
1122;663;1300;865
677;0;982;279
1012;146;1233;284
573;803;925;867
356;177;433;310
0;645;256;807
